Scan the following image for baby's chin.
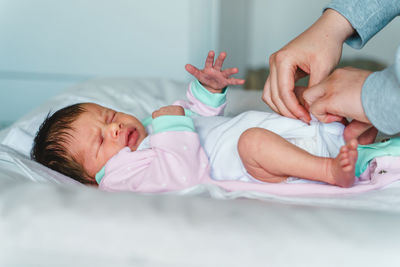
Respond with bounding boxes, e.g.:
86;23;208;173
129;134;147;152
126;127;146;150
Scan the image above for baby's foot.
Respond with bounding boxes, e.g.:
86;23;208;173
343;120;377;145
330;139;358;188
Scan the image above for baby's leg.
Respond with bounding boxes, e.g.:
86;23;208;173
238;128;357;187
343;120;377;145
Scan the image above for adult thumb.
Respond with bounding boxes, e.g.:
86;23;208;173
308;96;343;123
303;84;325;108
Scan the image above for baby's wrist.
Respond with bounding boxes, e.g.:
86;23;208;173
152;115;195;133
191;80;227;108
200;82;224;94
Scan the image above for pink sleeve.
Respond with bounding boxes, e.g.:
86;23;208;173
173;84;226;117
99;131;210;193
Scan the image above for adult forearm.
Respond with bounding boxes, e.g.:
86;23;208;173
319;9;355;45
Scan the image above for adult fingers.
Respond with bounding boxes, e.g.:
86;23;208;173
268;63;286;115
308;95;342;123
308;96;328;122
303;83;337;122
262;76;279;114
276;60;310;122
214;52;226;70
293;86;307;108
270;60;297;119
303;83;326;108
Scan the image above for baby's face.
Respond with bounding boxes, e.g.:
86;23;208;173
68;103;147;178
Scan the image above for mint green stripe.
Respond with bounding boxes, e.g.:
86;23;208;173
191;80;227;108
141;116;153;127
184;108;194;117
355;137;400;176
152;115;195;134
95;166;105;184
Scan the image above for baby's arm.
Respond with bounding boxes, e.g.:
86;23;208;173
176;51;245;117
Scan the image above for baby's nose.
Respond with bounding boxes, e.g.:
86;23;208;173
108;122;124;138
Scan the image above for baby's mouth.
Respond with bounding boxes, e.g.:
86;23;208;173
126;128;139;148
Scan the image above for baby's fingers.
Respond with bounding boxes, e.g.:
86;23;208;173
205;50;215;68
185;64;201;77
214;52;226;71
222;67;239;77
227;77;245;85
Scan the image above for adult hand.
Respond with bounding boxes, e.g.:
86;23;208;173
303;67;372;124
262;9;354;123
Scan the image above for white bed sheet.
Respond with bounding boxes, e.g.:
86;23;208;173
1;78;400;267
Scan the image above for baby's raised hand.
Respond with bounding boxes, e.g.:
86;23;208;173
185;50;245;93
152;105;185;119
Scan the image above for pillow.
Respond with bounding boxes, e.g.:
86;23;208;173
0;144;82;185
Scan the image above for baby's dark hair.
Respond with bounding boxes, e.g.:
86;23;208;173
31;103;95;185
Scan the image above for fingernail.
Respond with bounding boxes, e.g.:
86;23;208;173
300;117;310;125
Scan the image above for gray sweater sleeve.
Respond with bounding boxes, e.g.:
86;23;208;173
327;0;400;134
326;0;400;49
362;48;400;135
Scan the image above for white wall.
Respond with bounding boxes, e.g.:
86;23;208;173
0;0;220;79
217;0;251;79
0;0;218;122
247;0;325;68
246;0;400;68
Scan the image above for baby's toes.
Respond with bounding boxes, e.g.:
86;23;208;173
342;164;353;172
339;150;348;160
340;156;350;167
348;139;358;150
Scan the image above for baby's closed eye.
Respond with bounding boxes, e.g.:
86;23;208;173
107;110;116;123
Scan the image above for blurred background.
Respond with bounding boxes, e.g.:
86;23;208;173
1;0;399;125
